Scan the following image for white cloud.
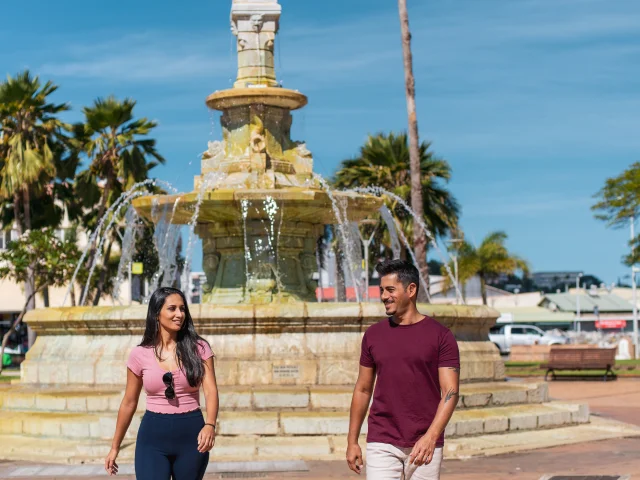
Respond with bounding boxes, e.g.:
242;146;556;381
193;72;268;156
39;31;231;82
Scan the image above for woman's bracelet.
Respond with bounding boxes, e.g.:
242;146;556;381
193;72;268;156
204;423;216;430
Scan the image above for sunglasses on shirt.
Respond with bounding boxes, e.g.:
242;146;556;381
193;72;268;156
162;371;175;400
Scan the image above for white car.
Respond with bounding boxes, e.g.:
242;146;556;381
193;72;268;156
489;324;568;354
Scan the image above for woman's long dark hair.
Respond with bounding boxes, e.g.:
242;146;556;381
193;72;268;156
140;287;208;387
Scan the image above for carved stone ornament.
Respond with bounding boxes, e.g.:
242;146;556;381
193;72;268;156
250;14;264;32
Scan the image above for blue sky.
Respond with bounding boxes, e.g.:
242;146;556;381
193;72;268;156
2;0;640;285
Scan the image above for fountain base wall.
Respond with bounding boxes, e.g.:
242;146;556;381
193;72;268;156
20;303;503;386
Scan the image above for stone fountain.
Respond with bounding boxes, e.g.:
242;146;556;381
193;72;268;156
0;0;625;466
133;0;379;305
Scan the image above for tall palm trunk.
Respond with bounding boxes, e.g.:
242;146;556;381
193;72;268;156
83;184;111;305
12;192;23;236
398;0;429;301
479;273;488;305
22;186;32;233
21;186;37;346
92;239;114;305
334;231;347;302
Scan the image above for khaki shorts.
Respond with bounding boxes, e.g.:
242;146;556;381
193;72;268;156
366;442;443;480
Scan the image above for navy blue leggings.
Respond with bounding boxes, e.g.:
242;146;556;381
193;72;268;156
135;409;209;480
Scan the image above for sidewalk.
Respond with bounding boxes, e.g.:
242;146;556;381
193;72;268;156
2;378;639;479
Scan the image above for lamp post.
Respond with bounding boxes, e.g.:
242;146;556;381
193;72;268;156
575;272;583;334
356;220;378;302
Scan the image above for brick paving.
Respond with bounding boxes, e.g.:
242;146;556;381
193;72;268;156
1;378;639;479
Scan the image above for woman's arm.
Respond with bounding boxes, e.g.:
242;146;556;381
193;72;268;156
105;368;143;475
197;357;219;453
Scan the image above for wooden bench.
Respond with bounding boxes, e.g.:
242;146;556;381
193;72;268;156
541;347;617;381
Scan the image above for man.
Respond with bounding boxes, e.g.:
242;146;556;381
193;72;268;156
346;259;460;480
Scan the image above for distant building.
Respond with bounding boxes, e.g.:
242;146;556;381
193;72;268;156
532;271;582;290
539;291;634;332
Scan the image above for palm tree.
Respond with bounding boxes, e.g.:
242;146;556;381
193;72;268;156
397;0;427;294
443;231;529;305
0;71;69;231
333;132;460;291
75;96;165;304
0;71;69;316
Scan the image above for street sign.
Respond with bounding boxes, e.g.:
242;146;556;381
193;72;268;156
595;319;626;329
131;262;144;275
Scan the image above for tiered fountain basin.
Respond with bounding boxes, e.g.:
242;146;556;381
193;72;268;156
133;188;382;224
206;87;308;111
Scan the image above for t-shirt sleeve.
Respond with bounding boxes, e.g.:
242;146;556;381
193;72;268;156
198;340;215;361
438;329;460;368
126;347;143;377
359;332;375;368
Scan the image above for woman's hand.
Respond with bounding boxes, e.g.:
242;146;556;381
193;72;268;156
104;447;119;476
197;424;216;453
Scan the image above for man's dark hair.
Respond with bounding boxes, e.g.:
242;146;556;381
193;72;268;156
375;259;420;294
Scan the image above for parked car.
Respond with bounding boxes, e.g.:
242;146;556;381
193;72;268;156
489;324;568;354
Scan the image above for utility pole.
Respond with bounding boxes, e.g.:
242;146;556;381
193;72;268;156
575;272;583;335
631;215;639;359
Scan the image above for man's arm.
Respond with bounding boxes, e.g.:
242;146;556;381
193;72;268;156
408;366;460;466
346;364;376;475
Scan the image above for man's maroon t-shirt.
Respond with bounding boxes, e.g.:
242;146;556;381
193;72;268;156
360;316;460;448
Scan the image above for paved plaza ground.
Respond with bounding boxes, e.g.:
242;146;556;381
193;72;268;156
1;378;639;479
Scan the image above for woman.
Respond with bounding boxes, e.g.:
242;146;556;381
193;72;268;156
105;287;219;479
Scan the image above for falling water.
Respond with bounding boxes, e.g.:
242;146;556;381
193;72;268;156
80;189;151;306
112;207;141;302
64;179;165;306
261;196;284;292
316;239;324;302
312;173;362;302
349;186;463;302
240;198;251;291
180;172;226;295
146;197;182;300
379;205;402;260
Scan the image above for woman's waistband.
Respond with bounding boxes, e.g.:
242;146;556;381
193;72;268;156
144;408;203;419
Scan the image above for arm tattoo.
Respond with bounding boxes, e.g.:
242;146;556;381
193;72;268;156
444;389;459;404
448;367;460;374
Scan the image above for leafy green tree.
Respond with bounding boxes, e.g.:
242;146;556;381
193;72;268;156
0;228;80;373
442;231;529;304
0;71;70;315
592;163;640;264
333;132;459;298
74;97;165;304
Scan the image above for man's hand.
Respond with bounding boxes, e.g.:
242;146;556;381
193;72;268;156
408;433;437;466
346;443;364;474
